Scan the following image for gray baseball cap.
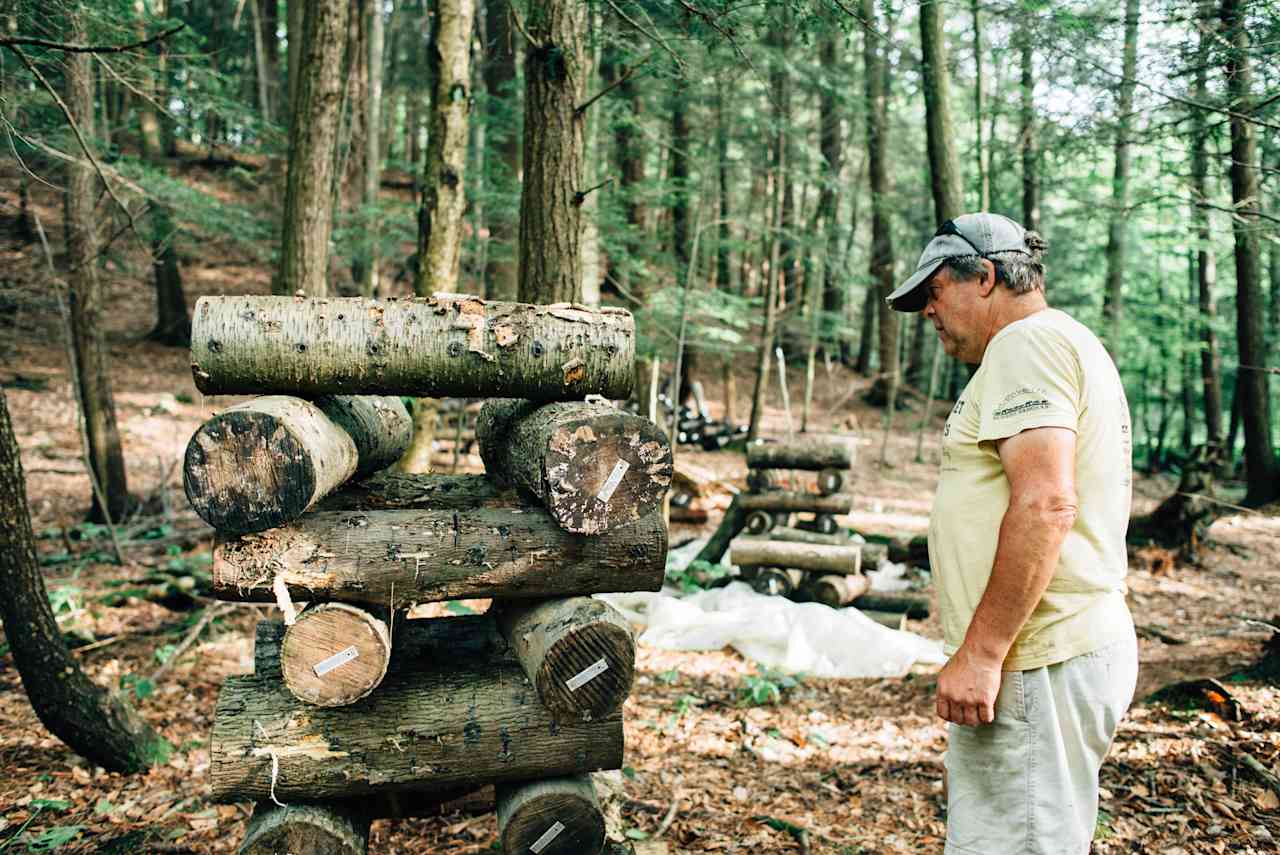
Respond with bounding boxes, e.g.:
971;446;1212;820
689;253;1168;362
887;213;1030;312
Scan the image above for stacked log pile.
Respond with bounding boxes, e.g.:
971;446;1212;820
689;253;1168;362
186;295;671;855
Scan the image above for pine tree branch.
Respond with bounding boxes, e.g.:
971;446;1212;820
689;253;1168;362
0;24;184;54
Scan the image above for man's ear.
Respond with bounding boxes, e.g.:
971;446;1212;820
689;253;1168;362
976;258;997;297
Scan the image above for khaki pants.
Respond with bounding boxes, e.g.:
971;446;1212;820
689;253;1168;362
944;633;1139;855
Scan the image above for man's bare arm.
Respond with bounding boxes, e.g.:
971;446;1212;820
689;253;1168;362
935;426;1078;726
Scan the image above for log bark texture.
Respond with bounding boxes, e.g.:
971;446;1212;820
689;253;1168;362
738;492;853;515
496;775;605;855
477;399;672;534
746;438;854;471
493;597;635;722
211;631;624;802
190;295;635;401
239;802;370;855
280;603;392;707
184;396;410;535
213;476;666;607
850;591;931;619
731;538;861;574
803;574;871;609
769;526;849;547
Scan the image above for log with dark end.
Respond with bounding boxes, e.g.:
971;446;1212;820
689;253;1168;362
850;591;932;619
817;468;846;495
745;437;855;470
280;603;391;707
213;475;667;607
493;597;635;722
211;621;624;802
803;574;871;609
744;510;775;535
239;802;370;855
737;491;853;515
730;538;862;575
814;513;840;535
477;399;672;535
745;468;775;492
742;566;804;597
184;396;358;535
190;295;635;400
769;526;849;547
497;775;606;855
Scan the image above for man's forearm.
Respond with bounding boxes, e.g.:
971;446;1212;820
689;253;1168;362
960;498;1075;665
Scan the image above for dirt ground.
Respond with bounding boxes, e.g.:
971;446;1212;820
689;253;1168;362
1;182;1278;854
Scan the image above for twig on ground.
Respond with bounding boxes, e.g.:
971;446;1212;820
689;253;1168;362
1239;752;1280;799
150;603;234;681
655;790;681;838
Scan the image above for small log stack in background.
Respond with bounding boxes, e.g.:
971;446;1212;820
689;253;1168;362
184;295;670;855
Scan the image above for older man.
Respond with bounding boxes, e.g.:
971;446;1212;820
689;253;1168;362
887;213;1138;854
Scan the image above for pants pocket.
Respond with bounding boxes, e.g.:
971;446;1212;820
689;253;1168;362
995;669;1028;723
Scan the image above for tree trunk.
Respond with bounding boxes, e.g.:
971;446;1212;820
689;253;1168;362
716;77;734;295
183;395;412;534
855;278;875;375
920;0;964;225
1191;0;1223;448
287;0;304;121
239;802;370;855
212;475;667;606
361;0;385;297
863;0;897;406
415;0;474;295
280;602;391;707
519;0;586;304
277;0;349;296
1018;20;1039;232
496;775;606;855
249;0;274;124
737;491;853;515
64;10;129;523
972;0;988;210
817;31;846;365
0;388;167;773
730;538;862;575
746;437;854;470
482;0;521;301
1101;0;1139;346
476;399;673;534
1222;0;1279;505
492;597;636;722
747;116;786;442
190;294;636;400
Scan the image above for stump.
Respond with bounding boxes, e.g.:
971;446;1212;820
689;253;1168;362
745;438;855;470
496;775;606;855
493;597;636;723
239;803;370;855
477;399;673;535
280;603;392;707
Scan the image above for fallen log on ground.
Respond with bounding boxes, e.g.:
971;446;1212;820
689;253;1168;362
496;775;606;855
211;620;624;802
746;438;855;471
239;802;369;855
184;395;411;535
850;591;931;619
802;574;871;609
492;597;636;723
279;603;391;708
738;491;853;515
477;399;672;535
190;294;635;401
213;475;666;607
730;538;861;575
769;526;850;547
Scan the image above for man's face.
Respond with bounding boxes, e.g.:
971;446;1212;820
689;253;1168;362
922;264;992;365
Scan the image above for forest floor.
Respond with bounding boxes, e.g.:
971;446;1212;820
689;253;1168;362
1;173;1279;854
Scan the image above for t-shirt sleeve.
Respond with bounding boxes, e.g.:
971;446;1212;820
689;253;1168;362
977;326;1081;444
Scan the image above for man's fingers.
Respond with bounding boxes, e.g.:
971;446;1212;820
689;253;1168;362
979;701;996;725
961;704;979;727
937;697;951;722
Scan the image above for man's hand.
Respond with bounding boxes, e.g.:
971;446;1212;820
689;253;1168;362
936;644;1003;726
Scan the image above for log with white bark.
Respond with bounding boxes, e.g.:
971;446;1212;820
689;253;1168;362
190;294;635;400
184;395;411;535
239;802;369;855
477;399;672;535
496;775;606;855
730;538;861;575
745;437;855;471
802;574;871;609
279;603;391;707
492;598;635;722
211;621;624;802
212;474;666;608
737;491;853;515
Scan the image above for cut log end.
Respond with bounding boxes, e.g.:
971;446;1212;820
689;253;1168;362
281;604;391;707
497;776;606;855
805;574;871;609
817;468;846;495
744;511;775;535
239;803;370;855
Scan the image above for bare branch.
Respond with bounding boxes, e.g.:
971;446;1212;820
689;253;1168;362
604;0;686;72
573;177;613;206
576;53;652;115
506;0;540;49
0;24;184;55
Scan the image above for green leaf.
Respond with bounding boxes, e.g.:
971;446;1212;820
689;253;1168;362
621;766;637;780
657;669;679;685
94;799;117;816
28;799;70;812
25;825;86;851
624;828;650;841
153;644;178;665
444;601;476;615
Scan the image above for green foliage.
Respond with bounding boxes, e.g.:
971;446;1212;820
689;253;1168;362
21;825;85;852
45;586;81;616
444;601;476;616
118;673;155;703
738;666;803;706
664;558;728;593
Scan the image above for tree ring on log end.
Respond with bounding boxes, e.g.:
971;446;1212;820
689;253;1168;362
744;510;775;535
497;777;605;855
535;616;635;721
815;513;840;535
817;468;846;495
281;603;391;707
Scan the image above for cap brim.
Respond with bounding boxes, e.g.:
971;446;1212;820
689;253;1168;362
886;258;944;312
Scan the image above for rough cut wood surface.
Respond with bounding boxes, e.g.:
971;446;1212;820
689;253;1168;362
745;437;855;471
493;597;635;722
280;603;391;707
238;802;369;855
737;491;853;515
183;396;358;536
730;538;862;574
803;573;871;609
213;477;667;607
496;775;605;855
211;628;624;802
190;294;635;400
477;399;672;535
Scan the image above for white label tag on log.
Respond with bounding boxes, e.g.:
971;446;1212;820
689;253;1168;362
566;657;609;691
596;459;630;502
313;645;359;677
529;820;565;853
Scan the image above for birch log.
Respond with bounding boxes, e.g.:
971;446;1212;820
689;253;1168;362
496;775;606;855
184;395;411;535
745;437;855;470
190;294;635;400
477;399;672;534
730;538;862;574
280;603;391;707
492;597;635;722
737;491;853;515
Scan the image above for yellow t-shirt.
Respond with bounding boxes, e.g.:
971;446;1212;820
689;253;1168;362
929;308;1134;671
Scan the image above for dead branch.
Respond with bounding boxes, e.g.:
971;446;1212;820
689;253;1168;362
0;24;184;54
